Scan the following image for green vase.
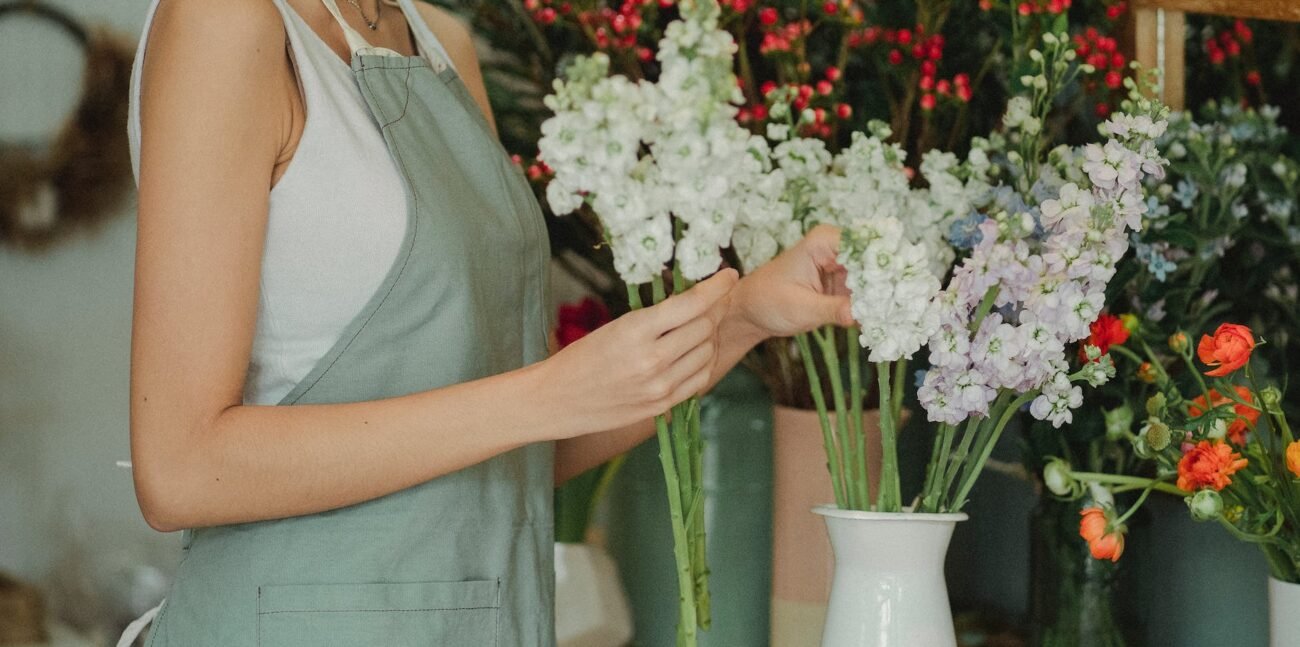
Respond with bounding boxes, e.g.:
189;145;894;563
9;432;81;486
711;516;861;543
606;366;774;647
1029;497;1132;647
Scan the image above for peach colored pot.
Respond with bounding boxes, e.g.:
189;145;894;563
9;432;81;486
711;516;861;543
770;406;889;647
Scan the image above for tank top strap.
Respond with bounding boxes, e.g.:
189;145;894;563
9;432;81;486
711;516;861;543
317;0;381;54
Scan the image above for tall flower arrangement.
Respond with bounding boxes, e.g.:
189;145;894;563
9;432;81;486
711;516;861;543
830;34;1170;514
537;2;770;643
1021;101;1300;545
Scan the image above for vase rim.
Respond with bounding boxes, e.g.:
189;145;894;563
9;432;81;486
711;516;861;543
811;504;969;523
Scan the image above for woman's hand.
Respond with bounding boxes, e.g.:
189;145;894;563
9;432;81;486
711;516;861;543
729;224;854;341
538;269;739;439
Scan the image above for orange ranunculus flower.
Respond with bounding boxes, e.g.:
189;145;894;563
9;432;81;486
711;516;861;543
1079;507;1125;562
1197;324;1256;377
1287;441;1300;479
1177;440;1248;491
1188;386;1261;445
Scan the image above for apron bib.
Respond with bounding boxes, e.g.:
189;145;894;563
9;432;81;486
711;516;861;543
132;1;554;644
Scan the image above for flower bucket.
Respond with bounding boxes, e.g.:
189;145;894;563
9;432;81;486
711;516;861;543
770;406;884;647
1029;497;1131;647
1269;576;1300;647
813;506;966;647
555;543;633;647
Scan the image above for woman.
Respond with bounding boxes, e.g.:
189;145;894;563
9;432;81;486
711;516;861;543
126;0;852;644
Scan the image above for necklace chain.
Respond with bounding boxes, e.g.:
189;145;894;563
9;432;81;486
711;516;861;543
344;0;380;30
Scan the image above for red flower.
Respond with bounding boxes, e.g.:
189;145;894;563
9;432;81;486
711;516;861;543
1177;441;1248;492
1197;323;1256;377
1188;386;1260;445
759;7;778;25
1079;313;1129;361
556;297;612;349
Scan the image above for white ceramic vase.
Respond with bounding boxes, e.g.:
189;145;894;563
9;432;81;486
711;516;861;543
1269;576;1300;647
554;542;633;647
814;506;967;647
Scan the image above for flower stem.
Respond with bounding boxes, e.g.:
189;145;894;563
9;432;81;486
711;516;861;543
877;362;902;511
1068;471;1187;497
815;326;857;509
949;390;1039;511
848;327;869;507
797;333;846;508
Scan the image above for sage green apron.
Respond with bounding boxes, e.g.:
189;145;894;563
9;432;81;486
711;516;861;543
143;1;554;644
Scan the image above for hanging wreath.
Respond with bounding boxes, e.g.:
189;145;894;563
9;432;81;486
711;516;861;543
0;1;135;251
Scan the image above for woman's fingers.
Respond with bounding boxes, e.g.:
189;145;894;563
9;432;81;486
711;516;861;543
656;341;716;408
656;315;716;364
639;269;738;335
663;361;715;410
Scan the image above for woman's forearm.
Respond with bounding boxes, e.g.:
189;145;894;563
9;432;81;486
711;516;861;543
135;362;568;532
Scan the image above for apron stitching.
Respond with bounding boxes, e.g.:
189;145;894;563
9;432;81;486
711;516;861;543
379;65;415;129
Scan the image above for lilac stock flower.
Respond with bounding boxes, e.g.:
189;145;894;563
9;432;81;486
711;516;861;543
918;107;1169;428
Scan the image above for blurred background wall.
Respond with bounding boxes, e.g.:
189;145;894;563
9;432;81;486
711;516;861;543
0;1;180;640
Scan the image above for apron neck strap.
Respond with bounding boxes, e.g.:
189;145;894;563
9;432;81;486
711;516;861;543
319;0;376;55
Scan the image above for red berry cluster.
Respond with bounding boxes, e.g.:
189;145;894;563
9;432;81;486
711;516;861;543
759;18;813;55
527;0;663;60
514;154;555;185
1074;27;1128;117
743;68;851;139
847;25;971;110
1204;20;1251;66
1014;0;1073;16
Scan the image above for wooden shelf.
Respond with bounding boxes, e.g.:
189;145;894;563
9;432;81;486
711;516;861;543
1133;0;1300;23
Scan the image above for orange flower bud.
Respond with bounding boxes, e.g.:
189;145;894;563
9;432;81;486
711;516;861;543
1196;323;1256;377
1137;362;1157;383
1287;441;1300;479
1168;331;1189;354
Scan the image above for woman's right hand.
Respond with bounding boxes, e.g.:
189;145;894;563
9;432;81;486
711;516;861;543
538;269;739;439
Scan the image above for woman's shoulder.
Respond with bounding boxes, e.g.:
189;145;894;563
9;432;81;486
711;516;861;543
410;3;476;65
146;0;287;64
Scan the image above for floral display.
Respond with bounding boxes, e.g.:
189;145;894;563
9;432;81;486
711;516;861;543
1053;323;1300;583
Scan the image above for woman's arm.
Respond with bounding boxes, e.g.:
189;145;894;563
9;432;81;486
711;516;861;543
131;0;733;533
554;226;854;483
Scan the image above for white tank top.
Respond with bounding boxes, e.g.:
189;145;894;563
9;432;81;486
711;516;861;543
127;0;455;405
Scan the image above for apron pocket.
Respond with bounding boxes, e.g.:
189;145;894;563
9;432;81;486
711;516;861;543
257;579;499;646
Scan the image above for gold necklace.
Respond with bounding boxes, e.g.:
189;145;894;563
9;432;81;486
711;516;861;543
345;0;380;30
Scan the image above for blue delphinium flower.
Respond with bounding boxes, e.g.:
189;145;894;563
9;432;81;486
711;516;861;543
947;211;986;250
1172;179;1199;209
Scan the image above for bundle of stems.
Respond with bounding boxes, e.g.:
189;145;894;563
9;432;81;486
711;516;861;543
628;268;711;647
797;325;909;512
916;286;1039;513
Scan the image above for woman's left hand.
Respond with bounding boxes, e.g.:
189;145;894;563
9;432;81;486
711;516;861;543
727;224;855;343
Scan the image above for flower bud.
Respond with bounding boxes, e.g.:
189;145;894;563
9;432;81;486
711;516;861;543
1105;405;1134;441
1206;418;1228;440
1120;314;1140;334
1169;331;1189;353
1132;435;1153;459
1083;344;1103;361
1043;458;1076;497
1260;386;1283;414
1186;489;1224;522
1143;418;1172;451
1137;362;1158;383
1088;482;1115;508
1146;392;1167;418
